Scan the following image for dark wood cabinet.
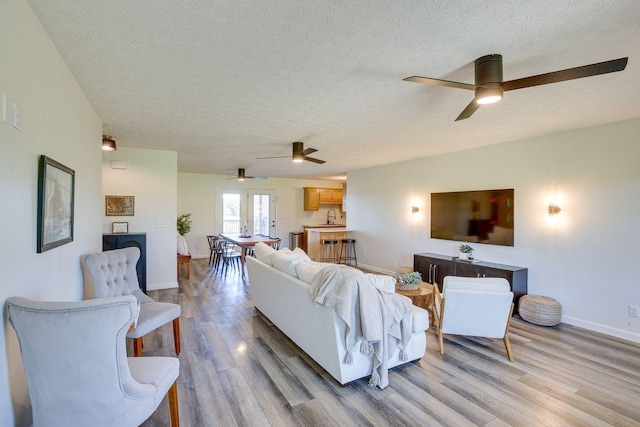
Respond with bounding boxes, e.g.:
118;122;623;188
103;233;147;293
454;259;528;304
414;253;454;292
414;253;528;306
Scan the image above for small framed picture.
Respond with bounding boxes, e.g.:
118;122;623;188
111;222;129;234
105;195;135;216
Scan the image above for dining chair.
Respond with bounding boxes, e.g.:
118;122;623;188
219;238;241;275
84;247;181;357
7;295;180;426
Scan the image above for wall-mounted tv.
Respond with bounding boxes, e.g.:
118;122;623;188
431;189;514;247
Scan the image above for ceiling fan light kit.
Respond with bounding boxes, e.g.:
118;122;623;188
404;54;628;120
238;168;246;181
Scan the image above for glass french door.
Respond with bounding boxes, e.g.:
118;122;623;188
216;188;276;236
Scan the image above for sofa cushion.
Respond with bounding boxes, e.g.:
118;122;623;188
255;242;276;265
365;274;396;294
411;306;430;333
292;247;311;261
295;261;324;283
271;250;306;277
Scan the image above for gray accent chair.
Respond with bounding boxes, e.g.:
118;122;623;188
7;295;180;426
84;247;181;357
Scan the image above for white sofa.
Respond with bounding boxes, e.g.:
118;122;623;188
246;251;429;386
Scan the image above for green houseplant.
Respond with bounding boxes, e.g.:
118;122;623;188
177;213;193;236
459;243;474;260
398;271;422;290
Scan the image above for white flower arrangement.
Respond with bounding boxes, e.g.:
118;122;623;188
398;271;422;290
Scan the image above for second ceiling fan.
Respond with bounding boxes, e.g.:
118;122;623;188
404;54;628;121
257;142;326;164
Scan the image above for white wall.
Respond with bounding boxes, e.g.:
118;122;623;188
103;148;178;290
0;1;103;425
348;118;640;343
178;173;344;258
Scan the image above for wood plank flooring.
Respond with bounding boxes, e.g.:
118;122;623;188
140;259;640;426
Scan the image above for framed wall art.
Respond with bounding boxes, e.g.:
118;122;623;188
105;195;135;216
37;155;75;253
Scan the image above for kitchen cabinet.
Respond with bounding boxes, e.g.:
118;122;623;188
319;188;343;204
304;188;320;211
103;233;147;293
303;187;343;211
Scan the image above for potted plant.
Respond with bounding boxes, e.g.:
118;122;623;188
459;243;474;261
177;213;192;236
398;271;422;290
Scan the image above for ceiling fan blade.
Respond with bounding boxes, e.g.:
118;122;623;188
455;98;482;121
304;157;326;164
502;57;628;92
256;155;289;160
403;76;478;91
247;176;268;180
301;148;317;156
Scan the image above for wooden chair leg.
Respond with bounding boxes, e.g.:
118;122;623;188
503;302;515;362
168;380;180;427
503;334;514;362
438;328;444;355
133;337;143;357
173;317;181;355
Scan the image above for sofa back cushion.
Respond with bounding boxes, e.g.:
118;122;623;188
255;242;276;265
271;250;308;277
295;261;324;283
365;274;396;294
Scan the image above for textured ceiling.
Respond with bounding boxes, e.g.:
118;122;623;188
27;0;640;180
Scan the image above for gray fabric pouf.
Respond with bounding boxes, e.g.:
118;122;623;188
519;295;562;326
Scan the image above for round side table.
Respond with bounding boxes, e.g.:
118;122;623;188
396;281;434;324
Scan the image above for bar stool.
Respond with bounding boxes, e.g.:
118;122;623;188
321;240;339;263
339;239;357;266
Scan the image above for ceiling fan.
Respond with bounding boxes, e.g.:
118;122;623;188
404;54;628;121
256;141;326;164
226;168;267;181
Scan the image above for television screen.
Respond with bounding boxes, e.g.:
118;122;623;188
431;189;514;247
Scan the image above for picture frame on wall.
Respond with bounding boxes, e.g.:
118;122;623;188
105;195;135;216
111;221;129;234
37;155;75;253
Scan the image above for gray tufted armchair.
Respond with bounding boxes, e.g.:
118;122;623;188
7;295;180;426
84;247;181;357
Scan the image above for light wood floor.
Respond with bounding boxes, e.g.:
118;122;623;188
140;259;640;426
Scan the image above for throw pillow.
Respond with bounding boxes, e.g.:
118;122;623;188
365;273;396;294
255;242;276;265
177;235;189;255
292;247;311;261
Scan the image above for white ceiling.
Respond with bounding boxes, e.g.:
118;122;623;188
27;0;640;180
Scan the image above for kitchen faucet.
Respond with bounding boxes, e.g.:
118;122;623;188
327;209;337;225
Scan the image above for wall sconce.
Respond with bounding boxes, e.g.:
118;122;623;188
411;206;420;214
102;134;117;151
548;204;561;216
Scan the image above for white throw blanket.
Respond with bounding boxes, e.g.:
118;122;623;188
310;265;413;389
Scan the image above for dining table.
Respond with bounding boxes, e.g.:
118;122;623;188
219;233;279;275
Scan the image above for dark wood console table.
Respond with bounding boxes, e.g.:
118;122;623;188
414;253;528;306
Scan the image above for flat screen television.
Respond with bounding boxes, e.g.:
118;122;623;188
431;189;514;247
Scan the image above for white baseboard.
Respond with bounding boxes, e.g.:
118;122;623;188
562;315;640;344
147;282;179;291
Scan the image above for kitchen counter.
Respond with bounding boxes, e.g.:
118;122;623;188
301;225;346;252
306;228;353;261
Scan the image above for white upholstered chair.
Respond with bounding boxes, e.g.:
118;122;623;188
434;276;515;361
84;247;181;357
7;295;180;427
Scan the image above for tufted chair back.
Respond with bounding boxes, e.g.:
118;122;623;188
84;247;151;303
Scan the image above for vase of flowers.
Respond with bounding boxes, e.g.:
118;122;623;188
459;243;474;261
398;271;422;291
